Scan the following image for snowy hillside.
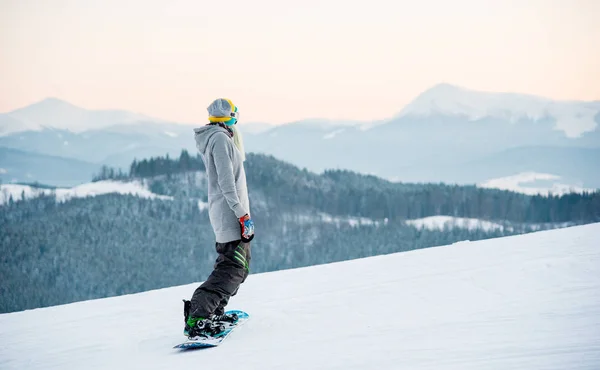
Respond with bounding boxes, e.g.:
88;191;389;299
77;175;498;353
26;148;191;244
1;224;599;369
399;83;600;138
405;216;505;232
479;172;597;196
0;180;170;205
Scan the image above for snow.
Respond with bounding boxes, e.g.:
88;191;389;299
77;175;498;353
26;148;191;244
319;212;380;227
288;212;501;232
406;215;505;232
400;84;600;137
527;222;576;232
479;172;596;196
197;200;209;211
323;129;345;139
54;181;172;202
0;184;52;203
284;212;385;227
0;181;171;205
1;224;599;369
164;131;178;138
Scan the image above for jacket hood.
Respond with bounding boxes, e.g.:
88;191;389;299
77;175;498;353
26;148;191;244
193;125;230;154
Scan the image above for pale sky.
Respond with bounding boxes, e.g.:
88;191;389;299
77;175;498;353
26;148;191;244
1;0;599;124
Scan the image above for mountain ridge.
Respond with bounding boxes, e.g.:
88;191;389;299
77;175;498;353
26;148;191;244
2;85;598;188
0;147;101;186
6;97;158;133
5;84;599;136
398;83;600;137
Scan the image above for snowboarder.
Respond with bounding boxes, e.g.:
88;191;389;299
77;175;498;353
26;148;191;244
183;98;254;338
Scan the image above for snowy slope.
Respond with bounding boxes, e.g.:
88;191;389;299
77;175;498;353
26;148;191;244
0;180;170;205
1;224;599;369
399;83;600;137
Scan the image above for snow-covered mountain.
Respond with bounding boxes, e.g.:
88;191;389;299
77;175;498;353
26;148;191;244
4;97;160;134
241;86;600;188
1;224;598;369
1;98;278;137
2;86;599;188
399;83;600;138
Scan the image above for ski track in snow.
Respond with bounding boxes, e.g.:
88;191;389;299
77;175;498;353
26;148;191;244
1;224;600;369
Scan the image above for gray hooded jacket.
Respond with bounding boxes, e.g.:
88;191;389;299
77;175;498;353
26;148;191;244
194;124;250;243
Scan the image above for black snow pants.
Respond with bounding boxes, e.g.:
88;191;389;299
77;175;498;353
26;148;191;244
190;240;251;318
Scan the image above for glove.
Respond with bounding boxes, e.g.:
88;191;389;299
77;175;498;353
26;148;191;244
239;214;255;242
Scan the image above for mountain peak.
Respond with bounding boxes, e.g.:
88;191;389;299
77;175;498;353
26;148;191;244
8;97;88;130
9;97;88;120
398;84;599;137
5;98;154;133
11;97;83;114
423;82;465;94
38;97;76;105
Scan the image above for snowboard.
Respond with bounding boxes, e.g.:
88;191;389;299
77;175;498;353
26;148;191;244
174;310;250;350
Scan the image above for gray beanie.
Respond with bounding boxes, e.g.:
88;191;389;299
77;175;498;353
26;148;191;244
208;98;235;122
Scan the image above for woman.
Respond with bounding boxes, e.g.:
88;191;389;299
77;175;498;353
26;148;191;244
183;98;254;338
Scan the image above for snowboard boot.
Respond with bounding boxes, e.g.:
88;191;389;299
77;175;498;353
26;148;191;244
183;300;192;336
211;312;239;328
187;317;226;339
183;300;225;338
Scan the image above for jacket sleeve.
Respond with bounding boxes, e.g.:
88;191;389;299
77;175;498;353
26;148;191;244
211;133;248;218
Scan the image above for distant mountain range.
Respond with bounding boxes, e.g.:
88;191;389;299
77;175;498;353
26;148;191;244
1;84;598;188
1;97;154;135
397;83;600;138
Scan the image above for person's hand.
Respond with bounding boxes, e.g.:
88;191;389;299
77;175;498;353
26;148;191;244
239;214;254;242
